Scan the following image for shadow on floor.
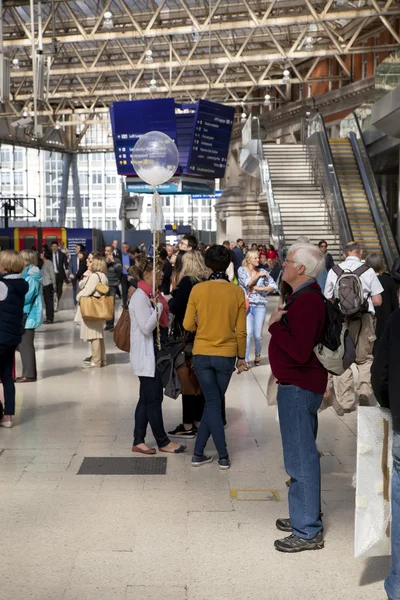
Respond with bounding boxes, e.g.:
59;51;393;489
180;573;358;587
18;401;79;424
40;365;82;378
106;353;130;365
359;555;390;586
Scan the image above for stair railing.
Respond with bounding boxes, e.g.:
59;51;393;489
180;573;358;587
304;114;353;253
350;112;399;269
260;152;286;258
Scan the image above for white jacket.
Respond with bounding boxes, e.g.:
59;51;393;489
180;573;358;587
129;288;163;378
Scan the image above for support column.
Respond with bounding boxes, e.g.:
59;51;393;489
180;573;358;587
59;153;72;226
397;148;400;246
71;154;83;228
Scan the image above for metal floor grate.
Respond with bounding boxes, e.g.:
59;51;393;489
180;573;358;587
77;457;167;475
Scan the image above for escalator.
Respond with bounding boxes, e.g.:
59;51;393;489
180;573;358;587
307;113;399;269
329;138;381;255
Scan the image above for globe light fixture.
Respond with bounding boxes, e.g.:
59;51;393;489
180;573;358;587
264;94;271;105
150;78;157;92
12;58;19;69
305;36;314;51
282;69;290;84
145;49;154;64
103;11;113;29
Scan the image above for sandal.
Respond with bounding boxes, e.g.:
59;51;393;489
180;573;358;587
132;445;157;455
159;444;187;454
254;356;261;367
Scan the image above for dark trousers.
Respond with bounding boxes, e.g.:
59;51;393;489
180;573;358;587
18;329;37;380
193;355;235;459
134;370;170;448
43;284;54;322
121;274;129;307
182;394;205;425
0;344;17;415
55;274;64;301
72;280;78;306
106;286;117;327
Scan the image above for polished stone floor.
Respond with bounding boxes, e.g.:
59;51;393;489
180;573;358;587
0;290;388;600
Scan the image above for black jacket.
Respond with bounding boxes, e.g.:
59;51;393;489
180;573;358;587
160;258;172;295
168;276;200;326
106;258;122;287
325;253;334;272
371;308;400;431
0;273;29;346
52;250;68;282
375;272;398;340
232;246;244;275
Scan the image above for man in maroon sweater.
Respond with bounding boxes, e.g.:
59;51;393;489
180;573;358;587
268;241;327;553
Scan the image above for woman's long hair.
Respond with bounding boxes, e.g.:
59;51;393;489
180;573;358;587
179;250;209;283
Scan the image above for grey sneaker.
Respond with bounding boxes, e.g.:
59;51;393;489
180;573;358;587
218;457;231;470
191;455;213;467
276;514;324;533
83;356;92;364
274;531;324;553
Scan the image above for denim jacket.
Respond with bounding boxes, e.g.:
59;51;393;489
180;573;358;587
238;267;277;306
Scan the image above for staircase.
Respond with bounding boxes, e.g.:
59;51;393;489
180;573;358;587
329;138;381;255
262;144;341;259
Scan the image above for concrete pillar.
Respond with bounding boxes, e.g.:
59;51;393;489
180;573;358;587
71;155;83;228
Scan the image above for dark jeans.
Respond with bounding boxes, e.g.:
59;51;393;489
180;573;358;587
385;431;400;600
277;384;323;539
106;286;117;327
18;329;37;379
72;280;78;306
43;284;54;322
121;274;129;308
0;344;16;415
134;370;170;448
182;394;205;425
193;355;235;459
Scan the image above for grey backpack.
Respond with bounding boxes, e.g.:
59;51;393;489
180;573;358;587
333;264;371;319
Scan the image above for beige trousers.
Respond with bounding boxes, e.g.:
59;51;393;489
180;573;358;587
91;339;106;367
333;313;376;411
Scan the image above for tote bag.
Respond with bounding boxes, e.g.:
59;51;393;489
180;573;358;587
80;295;114;321
113;308;131;352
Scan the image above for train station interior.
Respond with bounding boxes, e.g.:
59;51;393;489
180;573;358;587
1;1;400;599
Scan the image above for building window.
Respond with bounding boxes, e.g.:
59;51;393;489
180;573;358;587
1;171;11;185
14;171;23;186
105;174;116;185
92;172;103;185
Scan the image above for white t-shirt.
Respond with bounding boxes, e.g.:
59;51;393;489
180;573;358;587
324;256;383;314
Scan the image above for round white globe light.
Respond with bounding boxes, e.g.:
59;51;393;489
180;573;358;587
131;131;179;186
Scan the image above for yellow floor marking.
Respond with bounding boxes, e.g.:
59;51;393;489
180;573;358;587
230;489;280;502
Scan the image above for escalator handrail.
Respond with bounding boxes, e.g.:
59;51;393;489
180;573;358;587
312;114;353;247
260;151;285;256
352;112;400;257
349;132;398;269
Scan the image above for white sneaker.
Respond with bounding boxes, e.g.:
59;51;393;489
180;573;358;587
81;362;99;369
0;418;13;428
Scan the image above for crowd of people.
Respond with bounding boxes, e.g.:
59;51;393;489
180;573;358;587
2;231;400;595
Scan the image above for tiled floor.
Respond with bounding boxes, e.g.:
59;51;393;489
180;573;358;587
0;291;389;600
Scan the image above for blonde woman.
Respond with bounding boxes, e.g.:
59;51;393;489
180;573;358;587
76;255;109;369
168;250;209;438
238;250;277;368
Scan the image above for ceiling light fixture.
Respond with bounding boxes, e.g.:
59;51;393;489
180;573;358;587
240;111;247;123
305;36;314;51
12;58;19;69
55;121;61;130
264;94;271;105
150;78;157;92
103;11;113;29
22;109;29;117
282;69;290;84
145;49;154;64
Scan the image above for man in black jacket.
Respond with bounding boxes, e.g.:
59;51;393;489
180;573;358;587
371;301;400;600
51;241;68;302
104;245;122;331
232;239;245;276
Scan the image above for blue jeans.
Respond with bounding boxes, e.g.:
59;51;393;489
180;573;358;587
277;384;323;539
193;355;235;459
133;371;170;449
385;431;400;600
246;305;267;362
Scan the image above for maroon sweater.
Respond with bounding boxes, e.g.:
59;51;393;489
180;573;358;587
268;282;328;394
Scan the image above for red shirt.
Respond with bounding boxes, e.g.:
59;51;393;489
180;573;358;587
268;282;327;394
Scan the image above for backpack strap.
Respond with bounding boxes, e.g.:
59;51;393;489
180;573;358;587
284;285;323;311
353;264;371;277
332;265;344;278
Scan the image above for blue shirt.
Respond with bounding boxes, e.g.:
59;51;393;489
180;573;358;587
238;267;278;306
122;253;130;275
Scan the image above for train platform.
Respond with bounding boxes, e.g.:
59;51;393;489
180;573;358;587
0;292;388;600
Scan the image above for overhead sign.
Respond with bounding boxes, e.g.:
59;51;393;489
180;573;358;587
109;99;177;177
126;176;215;196
110;99;234;181
187;100;234;179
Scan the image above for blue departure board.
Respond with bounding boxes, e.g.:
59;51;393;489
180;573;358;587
110;99;177;176
110;98;234;180
187;100;234;178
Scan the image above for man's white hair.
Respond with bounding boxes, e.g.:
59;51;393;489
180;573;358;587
288;242;325;280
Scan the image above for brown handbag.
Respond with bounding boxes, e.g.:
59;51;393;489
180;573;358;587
113;308;130;352
79;274;114;321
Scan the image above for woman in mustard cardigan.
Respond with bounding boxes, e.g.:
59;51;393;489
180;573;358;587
184;245;247;470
